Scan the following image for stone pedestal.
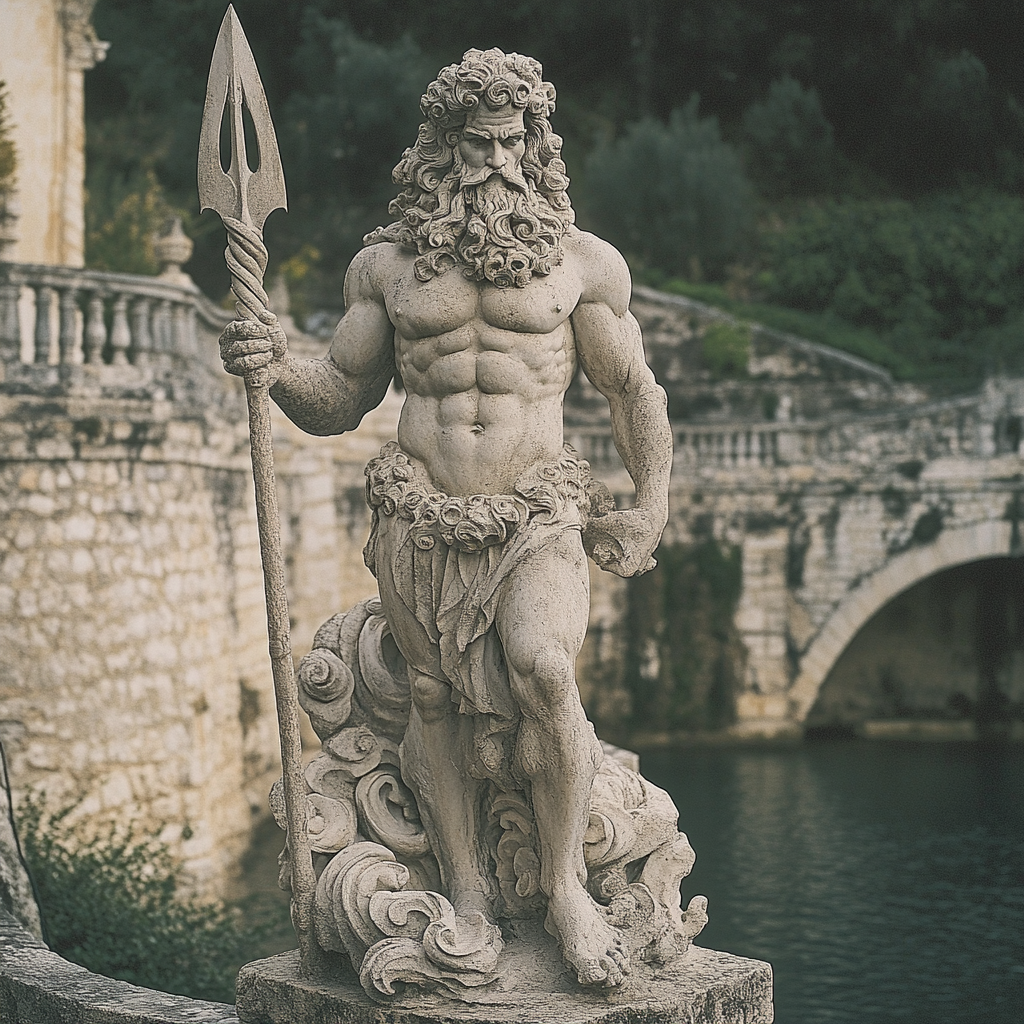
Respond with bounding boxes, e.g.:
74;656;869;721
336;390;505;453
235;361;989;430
236;924;773;1024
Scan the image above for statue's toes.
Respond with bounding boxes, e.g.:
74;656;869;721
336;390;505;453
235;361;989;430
608;944;631;973
599;956;626;988
576;958;609;986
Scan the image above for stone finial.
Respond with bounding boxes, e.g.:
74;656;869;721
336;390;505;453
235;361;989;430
153;217;195;286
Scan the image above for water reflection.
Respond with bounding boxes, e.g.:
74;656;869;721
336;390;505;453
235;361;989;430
641;741;1024;1024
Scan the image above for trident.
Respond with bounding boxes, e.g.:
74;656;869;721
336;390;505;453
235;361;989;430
198;6;317;968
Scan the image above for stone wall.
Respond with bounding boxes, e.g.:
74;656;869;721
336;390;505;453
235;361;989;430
0;289;396;888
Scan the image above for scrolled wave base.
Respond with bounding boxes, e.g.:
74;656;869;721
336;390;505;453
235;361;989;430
235;922;774;1024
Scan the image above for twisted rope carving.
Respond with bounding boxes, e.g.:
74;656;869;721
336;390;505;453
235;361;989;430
223;215;270;321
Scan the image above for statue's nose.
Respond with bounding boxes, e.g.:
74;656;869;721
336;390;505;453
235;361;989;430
485;139;506;167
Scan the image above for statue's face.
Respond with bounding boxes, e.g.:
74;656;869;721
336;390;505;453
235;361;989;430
457;105;527;188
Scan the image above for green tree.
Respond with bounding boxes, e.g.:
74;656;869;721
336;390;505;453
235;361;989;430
584;98;754;281
742;76;837;198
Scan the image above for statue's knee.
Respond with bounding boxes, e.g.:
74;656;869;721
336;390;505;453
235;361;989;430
409;672;452;716
515;644;576;711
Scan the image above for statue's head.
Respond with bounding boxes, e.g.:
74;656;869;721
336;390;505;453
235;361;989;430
364;48;574;288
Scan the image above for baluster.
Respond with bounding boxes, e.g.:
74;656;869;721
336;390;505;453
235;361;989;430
109;293;131;365
168;301;185;361
129;297;152;365
153;299;172;366
181;299;198;356
58;286;81;364
751;431;762;465
0;279;21;365
84;292;107;364
33;285;53;364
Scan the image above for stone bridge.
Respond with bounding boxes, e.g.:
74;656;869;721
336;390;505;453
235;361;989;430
570;287;1024;740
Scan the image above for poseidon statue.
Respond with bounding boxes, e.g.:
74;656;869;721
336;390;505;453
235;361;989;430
221;48;707;1001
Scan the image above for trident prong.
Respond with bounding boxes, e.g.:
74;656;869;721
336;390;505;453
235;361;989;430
198;5;318;974
198;4;286;232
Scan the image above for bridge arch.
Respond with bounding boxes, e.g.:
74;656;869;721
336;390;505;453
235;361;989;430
788;521;1016;722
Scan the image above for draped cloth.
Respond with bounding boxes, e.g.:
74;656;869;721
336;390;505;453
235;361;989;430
363;442;593;782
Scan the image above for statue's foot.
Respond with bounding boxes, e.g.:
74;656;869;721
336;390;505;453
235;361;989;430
545;882;631;987
451;887;498;927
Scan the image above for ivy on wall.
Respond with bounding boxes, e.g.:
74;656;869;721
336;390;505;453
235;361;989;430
623;540;744;734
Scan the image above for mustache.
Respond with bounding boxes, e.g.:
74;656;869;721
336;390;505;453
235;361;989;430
458;164;529;191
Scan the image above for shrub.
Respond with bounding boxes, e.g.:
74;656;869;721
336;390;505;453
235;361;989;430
742;75;837;198
583;96;754;281
85;167;176;275
701;320;751;377
17;798;277;1003
757;192;1024;379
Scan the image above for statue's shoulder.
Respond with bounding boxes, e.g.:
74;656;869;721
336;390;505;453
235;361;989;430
562;229;631;314
346;239;411;297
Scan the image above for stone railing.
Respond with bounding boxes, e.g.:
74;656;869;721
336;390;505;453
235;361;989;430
0;909;238;1024
0;262;229;376
568;389;1023;473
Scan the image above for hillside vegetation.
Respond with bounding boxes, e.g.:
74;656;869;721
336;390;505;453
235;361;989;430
84;0;1024;384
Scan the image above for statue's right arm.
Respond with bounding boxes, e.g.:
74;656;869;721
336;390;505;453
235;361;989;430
219;246;395;436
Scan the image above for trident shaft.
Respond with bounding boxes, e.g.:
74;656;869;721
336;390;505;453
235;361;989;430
198;5;317;970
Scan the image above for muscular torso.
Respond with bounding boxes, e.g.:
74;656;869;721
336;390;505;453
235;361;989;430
377;245;584;496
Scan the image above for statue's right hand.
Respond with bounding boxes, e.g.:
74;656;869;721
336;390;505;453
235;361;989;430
219;309;288;382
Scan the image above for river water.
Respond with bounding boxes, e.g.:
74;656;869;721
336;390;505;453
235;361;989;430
240;740;1023;1022
640;740;1024;1024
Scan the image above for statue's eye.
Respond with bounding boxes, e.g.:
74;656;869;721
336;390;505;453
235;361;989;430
503;135;525;148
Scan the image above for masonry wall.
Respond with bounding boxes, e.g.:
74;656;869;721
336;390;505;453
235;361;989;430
0;384;270;882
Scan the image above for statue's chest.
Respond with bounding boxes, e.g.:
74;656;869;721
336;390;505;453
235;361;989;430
385;264;581;340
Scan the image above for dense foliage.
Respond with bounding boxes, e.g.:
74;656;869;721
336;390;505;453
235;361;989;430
585;98;754;281
758;192;1024;379
17;799;278;1003
82;0;1024;383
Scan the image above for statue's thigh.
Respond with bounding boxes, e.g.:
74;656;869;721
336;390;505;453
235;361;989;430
372;524;444;682
496;528;590;686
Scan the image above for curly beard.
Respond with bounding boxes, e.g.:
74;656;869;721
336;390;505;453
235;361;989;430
367;165;571;289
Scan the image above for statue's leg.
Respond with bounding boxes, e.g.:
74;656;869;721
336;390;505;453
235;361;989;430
401;670;494;920
495;528;629;987
370;526;494;921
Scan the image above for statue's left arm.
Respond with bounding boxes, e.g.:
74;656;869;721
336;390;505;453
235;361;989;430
570;232;673;577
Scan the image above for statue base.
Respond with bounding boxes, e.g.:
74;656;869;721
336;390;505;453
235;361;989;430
235;921;773;1024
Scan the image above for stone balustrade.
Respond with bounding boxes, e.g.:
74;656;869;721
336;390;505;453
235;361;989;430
567;391;1023;474
0;262;229;375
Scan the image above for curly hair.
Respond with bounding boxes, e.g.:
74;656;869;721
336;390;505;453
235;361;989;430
364;48;575;288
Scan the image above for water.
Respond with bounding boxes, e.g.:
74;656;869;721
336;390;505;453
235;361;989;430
239;740;1024;1021
640;740;1024;1024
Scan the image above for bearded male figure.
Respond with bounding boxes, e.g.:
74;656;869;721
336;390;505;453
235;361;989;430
221;49;673;990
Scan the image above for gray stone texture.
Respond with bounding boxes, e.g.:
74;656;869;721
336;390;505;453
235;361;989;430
0;909;238;1024
236;938;773;1024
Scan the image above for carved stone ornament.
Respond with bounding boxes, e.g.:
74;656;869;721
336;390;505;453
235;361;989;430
270;597;708;1002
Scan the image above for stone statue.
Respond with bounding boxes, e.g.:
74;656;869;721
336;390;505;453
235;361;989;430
219;45;707;1003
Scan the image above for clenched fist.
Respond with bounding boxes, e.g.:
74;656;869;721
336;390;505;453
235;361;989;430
583;507;661;577
219;308;288;385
